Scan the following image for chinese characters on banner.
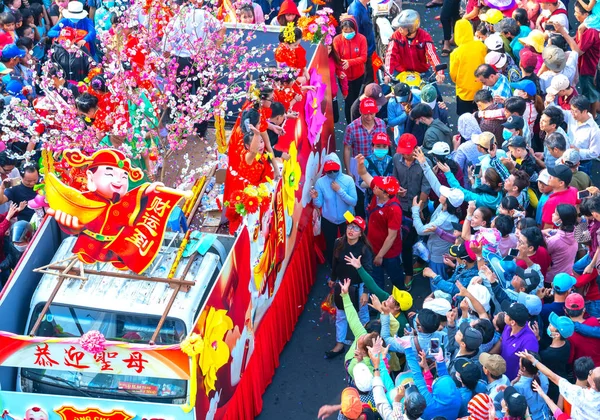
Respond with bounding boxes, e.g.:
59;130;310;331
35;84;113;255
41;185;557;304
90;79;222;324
55;406;134;420
34;343;150;374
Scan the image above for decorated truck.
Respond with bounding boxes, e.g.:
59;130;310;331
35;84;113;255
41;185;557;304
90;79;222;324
0;40;334;419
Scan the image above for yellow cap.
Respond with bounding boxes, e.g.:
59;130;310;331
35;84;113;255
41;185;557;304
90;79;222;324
392;287;413;311
480;9;503;24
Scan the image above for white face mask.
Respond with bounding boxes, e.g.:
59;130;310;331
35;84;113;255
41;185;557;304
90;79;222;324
15;244;27;252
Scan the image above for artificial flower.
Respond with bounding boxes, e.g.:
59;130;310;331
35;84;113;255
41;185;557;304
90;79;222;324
282;141;301;215
198;307;234;395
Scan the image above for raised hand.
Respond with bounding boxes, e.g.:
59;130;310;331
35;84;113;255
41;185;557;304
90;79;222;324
344;252;362;269
340;278;351;295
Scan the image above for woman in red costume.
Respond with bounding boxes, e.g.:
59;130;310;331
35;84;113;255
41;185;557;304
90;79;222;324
274;25;308;83
224;107;274;234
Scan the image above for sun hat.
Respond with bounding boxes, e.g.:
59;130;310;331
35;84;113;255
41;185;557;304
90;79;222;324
519;29;545;53
483;0;516;11
62;1;89;19
473;132;495;150
467;283;492;312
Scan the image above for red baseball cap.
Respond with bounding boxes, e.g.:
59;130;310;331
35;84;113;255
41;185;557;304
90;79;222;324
519;50;538;70
359;97;378;115
396;133;417;154
349;216;366;231
372;176;400;195
323;160;341;172
372;132;390;146
565;293;585;310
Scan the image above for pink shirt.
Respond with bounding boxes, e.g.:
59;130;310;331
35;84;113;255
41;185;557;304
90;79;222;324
542;187;579;226
498;233;518;257
546;230;578;284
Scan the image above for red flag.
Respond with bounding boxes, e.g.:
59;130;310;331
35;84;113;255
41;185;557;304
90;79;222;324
371;51;384;83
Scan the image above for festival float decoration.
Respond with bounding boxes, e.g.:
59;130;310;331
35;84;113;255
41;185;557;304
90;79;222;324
297;7;337;46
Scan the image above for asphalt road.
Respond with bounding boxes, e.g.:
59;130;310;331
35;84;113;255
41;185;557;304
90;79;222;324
258;1;451;417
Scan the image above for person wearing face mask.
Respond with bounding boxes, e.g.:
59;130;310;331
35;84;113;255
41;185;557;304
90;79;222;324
333;15;367;124
311;154;358;265
363;132;393;214
387;83;419;142
540;313;573;402
48;1;97;57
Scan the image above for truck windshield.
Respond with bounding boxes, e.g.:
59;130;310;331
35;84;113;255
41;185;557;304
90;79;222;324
21;303;188;404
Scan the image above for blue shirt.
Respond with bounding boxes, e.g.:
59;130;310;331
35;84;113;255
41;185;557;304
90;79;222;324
48;17;97;57
514;374;550;420
312;172;357;225
536;193;550;225
347;0;376;55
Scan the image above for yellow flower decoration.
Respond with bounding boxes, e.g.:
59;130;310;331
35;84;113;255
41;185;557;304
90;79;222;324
179;307;233;413
257;182;270;198
181;333;204;356
243;186;259;197
282;141;301;215
198;307;234;395
283;22;296;43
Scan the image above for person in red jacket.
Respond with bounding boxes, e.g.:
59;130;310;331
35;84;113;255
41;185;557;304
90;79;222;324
274;0;300;26
333;15;367;124
384;9;445;85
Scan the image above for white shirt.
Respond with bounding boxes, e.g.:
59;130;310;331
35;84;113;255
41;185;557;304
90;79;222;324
163;6;221;58
561;109;600;161
538;51;579;94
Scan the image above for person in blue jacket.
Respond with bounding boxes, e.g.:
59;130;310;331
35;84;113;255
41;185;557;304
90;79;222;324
387;83;421;143
310;153;358;264
48;1;97;57
397;335;461;420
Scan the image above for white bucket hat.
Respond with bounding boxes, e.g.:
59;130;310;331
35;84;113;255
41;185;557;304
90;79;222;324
62;1;88;19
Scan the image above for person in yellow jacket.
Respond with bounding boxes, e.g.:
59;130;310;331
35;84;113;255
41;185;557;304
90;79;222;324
450;19;488;115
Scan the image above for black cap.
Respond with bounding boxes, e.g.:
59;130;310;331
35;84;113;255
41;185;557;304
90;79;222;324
504;386;528;418
514;266;542;293
548;164;573;185
451;221;463;232
507;135;527;149
455;360;482;389
449;244;473;262
502;115;525;130
393;82;411;98
459;322;484;351
501;302;530;325
405;386;427;419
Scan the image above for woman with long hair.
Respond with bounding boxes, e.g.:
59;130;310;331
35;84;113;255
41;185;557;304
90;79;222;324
325;217;374;359
543;203;578;285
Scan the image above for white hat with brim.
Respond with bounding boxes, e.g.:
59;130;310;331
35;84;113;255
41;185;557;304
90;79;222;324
0;63;12;75
439;185;465;208
62;1;88;19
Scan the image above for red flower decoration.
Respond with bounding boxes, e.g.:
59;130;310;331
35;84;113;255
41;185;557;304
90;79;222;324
243;194;260;214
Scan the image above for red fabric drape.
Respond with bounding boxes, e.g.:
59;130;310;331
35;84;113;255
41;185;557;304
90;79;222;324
223;228;317;419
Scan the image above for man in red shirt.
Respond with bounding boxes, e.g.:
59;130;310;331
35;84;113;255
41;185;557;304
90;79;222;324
541;164;579;228
554;6;600;118
384;10;444;85
356;154;404;290
515;227;551;281
564;293;600;365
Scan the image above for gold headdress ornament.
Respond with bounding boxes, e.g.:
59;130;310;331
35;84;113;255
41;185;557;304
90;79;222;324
62;149;144;182
248;81;261;102
283;22;296;43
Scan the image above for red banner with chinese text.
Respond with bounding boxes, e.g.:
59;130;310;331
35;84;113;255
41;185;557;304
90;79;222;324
108;189;183;274
55;406;134;420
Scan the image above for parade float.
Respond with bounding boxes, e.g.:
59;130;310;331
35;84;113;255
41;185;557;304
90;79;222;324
0;4;335;418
